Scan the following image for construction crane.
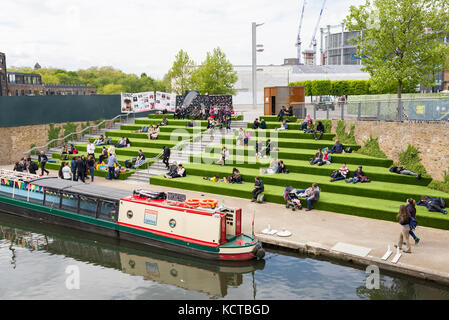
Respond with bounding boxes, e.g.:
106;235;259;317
309;0;327;65
295;0;307;64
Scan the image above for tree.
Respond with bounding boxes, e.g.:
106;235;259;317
191;47;238;95
345;0;449;103
166;49;195;95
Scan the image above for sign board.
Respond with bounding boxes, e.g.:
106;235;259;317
144;209;158;226
121;92;155;113
167;192;186;203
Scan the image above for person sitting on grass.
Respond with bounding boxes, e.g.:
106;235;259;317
346;166;370;183
276;119;289;131
255;139;263;158
61;145;69;160
186;119;195;128
317;149;331;166
150;125;160;140
94;135;105;146
228;168;243;184
237;128;245;146
243;131;251;146
330;140;344;154
277;160;289;174
252;118;260;130
251;177;264;202
260;119;267;130
330;162;349;182
303;119;314;133
417;196;447;214
165;164;186;179
300;115;312;130
310;148;323;165
389;165;422;179
260;158;279;174
158;117;168;127
132;149;146;169
296;183;320;211
115;136;127;148
278;106;286;122
313;121;325;140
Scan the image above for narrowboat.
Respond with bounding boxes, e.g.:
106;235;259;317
0;169;265;261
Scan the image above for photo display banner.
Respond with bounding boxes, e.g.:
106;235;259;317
155;92;177;111
121;92;155;113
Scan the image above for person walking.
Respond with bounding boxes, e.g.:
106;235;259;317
406;198;420;244
396;205;412;253
62;162;72;181
163;146;171;169
71;156;78;181
38;151;49;176
76;155;87;183
87;155;96;183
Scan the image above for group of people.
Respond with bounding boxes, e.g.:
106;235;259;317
300;116;325;140
329;163;371;183
59;154;97;183
13;156;39;175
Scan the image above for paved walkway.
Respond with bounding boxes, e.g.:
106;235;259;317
3;165;449;285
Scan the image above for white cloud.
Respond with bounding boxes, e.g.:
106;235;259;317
0;0;365;78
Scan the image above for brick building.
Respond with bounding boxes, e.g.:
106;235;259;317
0;52;7;96
0;51;97;96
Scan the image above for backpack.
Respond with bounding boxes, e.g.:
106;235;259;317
330;170;338;178
345;147;353;153
125;159;133;169
256;193;265;203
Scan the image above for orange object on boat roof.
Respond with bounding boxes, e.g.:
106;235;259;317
185;199;200;207
199;199;218;209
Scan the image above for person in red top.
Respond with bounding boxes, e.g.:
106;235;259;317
330;162;349;182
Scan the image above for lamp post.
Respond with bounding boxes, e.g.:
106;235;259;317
252;22;264;110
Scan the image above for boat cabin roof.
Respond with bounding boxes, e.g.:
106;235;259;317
29;177;131;201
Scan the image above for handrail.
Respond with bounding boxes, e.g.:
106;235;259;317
23;113;132;156
137;126;213;173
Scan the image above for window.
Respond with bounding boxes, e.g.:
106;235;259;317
44;189;60;207
98;200;118;221
79;196;97;217
60;192;79;212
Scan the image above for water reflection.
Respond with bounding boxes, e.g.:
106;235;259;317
0;213;264;298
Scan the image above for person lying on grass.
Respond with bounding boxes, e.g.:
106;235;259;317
330;162;349;182
417;196;447;214
260;159;279;175
389;165;422;180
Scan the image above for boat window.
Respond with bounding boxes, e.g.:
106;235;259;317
79;196;98;217
44;189;60;208
98;200;118;222
60;192;79;213
26;185;45;204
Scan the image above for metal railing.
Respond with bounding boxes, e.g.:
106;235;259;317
289;98;449;122
24;113;134;156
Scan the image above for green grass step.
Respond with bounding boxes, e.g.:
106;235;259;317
243;129;336;140
260;116;298;122
120;124;206;133
204;145;392;167
178;163;446;203
221;137;360;151
134;119;208;127
35;160;136;180
149;174;449;231
189;155;430;186
88;137;178;149
105;130;193;140
76;144;163;158
52;152;156;168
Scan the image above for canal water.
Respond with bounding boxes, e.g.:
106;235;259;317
1;213;448;300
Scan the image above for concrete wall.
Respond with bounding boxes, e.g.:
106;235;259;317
0;121;87;165
333;120;449;181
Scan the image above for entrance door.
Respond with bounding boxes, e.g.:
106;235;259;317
271;96;276;115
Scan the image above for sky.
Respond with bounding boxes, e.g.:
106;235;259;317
0;0;365;79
